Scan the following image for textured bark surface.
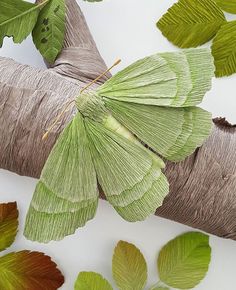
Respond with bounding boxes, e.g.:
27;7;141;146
0;0;236;240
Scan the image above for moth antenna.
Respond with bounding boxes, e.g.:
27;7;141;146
43;60;121;140
42;100;75;140
80;59;121;94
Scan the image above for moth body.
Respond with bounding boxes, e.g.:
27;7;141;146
76;90;139;145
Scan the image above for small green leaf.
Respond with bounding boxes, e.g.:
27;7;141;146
0;202;18;252
112;240;147;290
0;0;48;46
32;0;66;63
157;0;226;48
212;20;236;77
215;0;236;13
0;250;64;289
158;232;211;289
74;272;113;290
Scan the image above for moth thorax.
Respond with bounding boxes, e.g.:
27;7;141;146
75;91;108;122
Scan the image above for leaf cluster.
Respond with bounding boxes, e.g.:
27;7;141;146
74;232;211;290
0;0;66;63
157;0;236;77
0;202;64;290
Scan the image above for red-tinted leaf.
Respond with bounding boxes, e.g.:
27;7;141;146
0;250;64;290
0;202;18;251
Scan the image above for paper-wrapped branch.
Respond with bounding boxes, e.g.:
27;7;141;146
0;0;236;241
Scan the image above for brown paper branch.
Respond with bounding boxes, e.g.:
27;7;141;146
0;0;236;240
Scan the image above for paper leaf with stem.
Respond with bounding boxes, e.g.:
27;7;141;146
74;272;113;290
0;0;48;47
32;0;66;63
157;0;226;48
215;0;236;13
112;240;147;290
0;202;18;252
211;20;236;77
158;232;211;289
0;250;64;290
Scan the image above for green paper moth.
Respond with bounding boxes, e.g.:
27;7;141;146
24;48;214;242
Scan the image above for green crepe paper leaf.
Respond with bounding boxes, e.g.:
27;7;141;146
112;240;147;290
0;250;64;290
157;0;226;48
32;0;66;63
215;0;236;13
74;272;113;290
158;232;211;289
211;21;236;77
0;202;18;252
0;0;48;47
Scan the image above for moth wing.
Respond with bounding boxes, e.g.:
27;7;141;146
98;48;214;107
85;118;169;222
24;113;98;242
105;99;212;162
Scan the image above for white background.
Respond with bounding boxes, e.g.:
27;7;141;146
0;0;236;289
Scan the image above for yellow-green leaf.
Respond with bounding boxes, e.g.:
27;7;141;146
32;0;66;63
215;0;236;13
0;0;48;46
158;232;211;289
74;272;113;290
0;251;64;290
112;241;147;290
211;20;236;77
157;0;226;48
0;202;18;252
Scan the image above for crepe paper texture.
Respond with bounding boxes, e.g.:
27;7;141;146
212;21;236;77
112;241;147;290
0;202;18;252
157;0;226;48
0;0;49;47
158;232;211;289
74;233;211;290
32;0;66;63
24;48;214;243
0;0;66;63
74;272;113;290
149;287;169;290
157;0;236;77
215;0;236;13
0;202;64;290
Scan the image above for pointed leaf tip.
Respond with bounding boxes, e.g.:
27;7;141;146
0;250;64;290
0;202;18;252
112;240;147;290
74;272;113;290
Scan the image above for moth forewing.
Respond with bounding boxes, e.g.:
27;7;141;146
24;113;99;242
98;48;214;107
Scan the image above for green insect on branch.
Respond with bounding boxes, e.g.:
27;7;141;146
0;0;236;242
